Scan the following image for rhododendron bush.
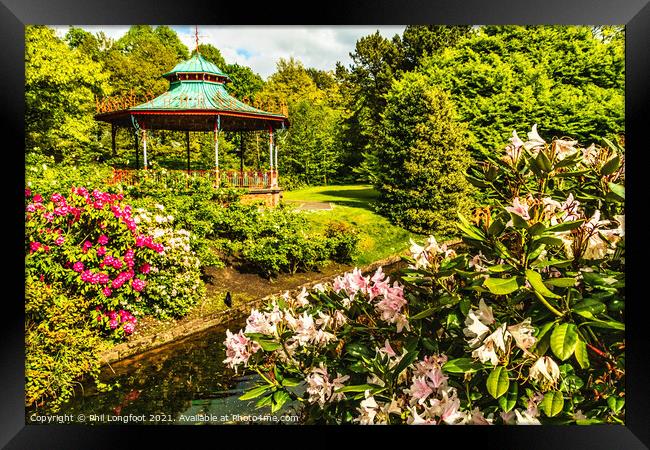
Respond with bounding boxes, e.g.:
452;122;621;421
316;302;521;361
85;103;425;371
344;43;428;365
226;127;625;424
25;187;163;338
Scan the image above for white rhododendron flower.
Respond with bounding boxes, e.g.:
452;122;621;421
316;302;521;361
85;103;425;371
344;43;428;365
529;356;561;385
514;409;542;425
524;124;546;153
507;318;537;352
472;323;510;366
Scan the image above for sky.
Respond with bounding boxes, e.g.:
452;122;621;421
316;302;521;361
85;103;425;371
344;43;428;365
53;25;406;79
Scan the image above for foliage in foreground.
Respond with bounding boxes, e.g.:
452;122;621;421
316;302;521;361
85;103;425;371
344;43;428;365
225;128;624;424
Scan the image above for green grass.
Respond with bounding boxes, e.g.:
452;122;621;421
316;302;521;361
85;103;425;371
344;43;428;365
282;184;424;266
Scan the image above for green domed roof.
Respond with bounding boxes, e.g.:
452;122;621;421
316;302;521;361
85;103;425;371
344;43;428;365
162;53;230;81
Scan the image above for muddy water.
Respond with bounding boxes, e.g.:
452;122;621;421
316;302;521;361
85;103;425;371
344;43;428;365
46;261;407;425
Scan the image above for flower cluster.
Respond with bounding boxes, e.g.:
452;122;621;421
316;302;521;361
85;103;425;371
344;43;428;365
94;307;138;336
332;267;409;332
25;187;164;339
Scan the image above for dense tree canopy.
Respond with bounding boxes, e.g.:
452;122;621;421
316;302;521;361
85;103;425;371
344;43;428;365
26;26;110;163
420;25;625;158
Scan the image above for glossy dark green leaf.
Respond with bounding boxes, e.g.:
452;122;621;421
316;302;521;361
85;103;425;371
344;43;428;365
498;380;518;412
544;277;576;288
608;182;625;200
574;338;590;369
486;366;510;399
544;220;585;233
442;358;485;374
526;269;562;299
484;276;520;295
541;391;565;417
239;384;272;401
601;155;620;176
550;323;579;361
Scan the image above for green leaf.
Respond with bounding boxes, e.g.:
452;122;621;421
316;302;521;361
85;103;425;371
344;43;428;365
410;307;438;321
574;339;590;369
498;381;518;412
486;366;510;399
271;390;291;413
607;182;625;200
239;384;272;401
578;319;624;331
442;358;485;374
528;222;546;236
255;394;273;408
607;396;625;413
509;211;529;229
256;339;283;352
392;349;420;381
484;276;520;295
573;299;607;317
537;150;553;172
457;213;486;241
486;264;514;273
467;174;489;188
544;220;585;233
533;235;564;247
601;155;620;176
541;391;565;417
281;378;302;387
531;258;573;269
544;277;576;288
335;384;378;393
526;269;562;299
550;323;579;361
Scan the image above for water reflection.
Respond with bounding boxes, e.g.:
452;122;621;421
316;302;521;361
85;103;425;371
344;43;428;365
51;319;299;424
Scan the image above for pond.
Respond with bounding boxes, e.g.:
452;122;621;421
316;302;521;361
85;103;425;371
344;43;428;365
39;318;302;425
33;261;407;425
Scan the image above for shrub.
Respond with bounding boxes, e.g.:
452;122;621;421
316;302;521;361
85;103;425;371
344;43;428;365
25;186;163;339
324;221;360;263
375;72;475;236
25;280;110;412
133;206;205;318
227;127;624;425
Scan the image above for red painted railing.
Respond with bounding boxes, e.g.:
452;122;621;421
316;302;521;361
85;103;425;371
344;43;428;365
110;168;278;189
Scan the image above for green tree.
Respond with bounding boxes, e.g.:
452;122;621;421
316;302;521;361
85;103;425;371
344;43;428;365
375;72;474;236
25;26;111;163
257;58;342;184
397;25;473;71
224;63;264;101
421;25;625;158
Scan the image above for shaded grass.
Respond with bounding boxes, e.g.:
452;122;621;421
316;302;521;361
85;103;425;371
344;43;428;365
283;185;424;266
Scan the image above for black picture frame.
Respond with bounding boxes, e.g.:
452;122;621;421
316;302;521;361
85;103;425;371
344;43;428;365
2;0;648;447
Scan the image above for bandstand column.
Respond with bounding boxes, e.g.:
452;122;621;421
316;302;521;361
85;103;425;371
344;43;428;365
214;115;220;186
186;130;191;174
142;124;148;169
269;126;274;187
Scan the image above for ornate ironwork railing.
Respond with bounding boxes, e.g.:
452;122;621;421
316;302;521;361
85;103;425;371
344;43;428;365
109;168;278;189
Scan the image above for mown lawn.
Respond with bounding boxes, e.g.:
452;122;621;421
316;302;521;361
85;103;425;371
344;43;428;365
282;184;424;266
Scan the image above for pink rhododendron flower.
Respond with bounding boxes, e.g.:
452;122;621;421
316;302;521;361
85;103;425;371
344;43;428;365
54;236;65;246
96;246;106;257
408;376;434;405
33;194;43;203
505;197;530;221
73;261;84;273
82;241;93;253
25;188;31;197
223;329;258;372
29;241;41;252
98;235;109;245
123;322;135;335
139;263;150;274
102;287;112;297
109;318;119;330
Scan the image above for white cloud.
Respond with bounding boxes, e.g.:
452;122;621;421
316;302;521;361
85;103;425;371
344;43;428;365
54;25;406;79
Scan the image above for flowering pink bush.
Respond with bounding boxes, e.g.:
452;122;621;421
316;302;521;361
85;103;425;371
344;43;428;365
25;186;163;339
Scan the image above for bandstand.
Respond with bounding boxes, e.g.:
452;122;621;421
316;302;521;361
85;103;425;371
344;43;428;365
95;49;289;206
